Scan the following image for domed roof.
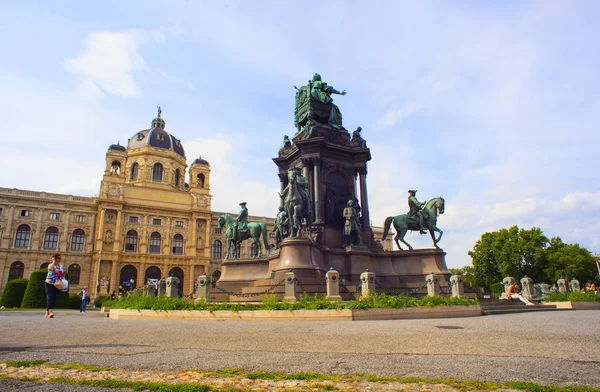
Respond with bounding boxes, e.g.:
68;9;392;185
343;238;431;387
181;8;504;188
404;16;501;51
127;111;185;158
193;155;210;166
108;142;127;152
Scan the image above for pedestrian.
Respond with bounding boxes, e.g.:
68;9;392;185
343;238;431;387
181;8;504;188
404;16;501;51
78;286;89;313
44;253;64;318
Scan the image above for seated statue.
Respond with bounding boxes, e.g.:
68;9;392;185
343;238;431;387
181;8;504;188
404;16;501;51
294;73;346;132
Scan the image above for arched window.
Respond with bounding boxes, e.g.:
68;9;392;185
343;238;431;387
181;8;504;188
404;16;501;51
233;242;241;259
8;261;24;281
71;229;85;251
14;224;31;248
67;264;81;285
40;262;50;270
152;163;163;182
197;173;205;188
120;265;138;291
43;227;59;249
169;267;184;297
130;163;139;180
144;266;161;285
212;240;222;260
125;230;138;252
149;232;161;253
172;234;183;255
250;242;258;257
174;168;180;186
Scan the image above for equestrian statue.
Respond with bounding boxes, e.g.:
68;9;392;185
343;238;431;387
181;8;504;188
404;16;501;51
217;204;269;260
382;191;445;250
280;166;312;237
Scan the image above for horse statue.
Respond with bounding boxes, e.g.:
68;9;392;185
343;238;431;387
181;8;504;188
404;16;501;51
217;214;269;260
282;167;312;237
381;197;445;250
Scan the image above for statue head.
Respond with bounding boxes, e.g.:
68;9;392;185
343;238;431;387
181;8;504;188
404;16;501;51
284;135;289;141
239;202;247;207
356;126;362;133
347;200;354;207
312;73;322;82
278;205;284;212
408;190;417;195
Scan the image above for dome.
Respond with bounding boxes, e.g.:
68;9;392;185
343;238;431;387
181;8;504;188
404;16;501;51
127;113;186;158
193;155;210;166
108;143;126;152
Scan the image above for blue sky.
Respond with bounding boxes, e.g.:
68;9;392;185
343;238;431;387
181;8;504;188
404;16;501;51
1;1;599;268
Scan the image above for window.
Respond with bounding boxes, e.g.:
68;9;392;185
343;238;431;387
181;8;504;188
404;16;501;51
175;220;184;228
76;215;86;223
149;232;161;253
212;240;222;260
269;232;275;239
152;163;163;181
152;218;161;226
130;163;139;180
0;207;3;216
214;227;221;234
43;227;59;249
125;230;138;252
157;133;165;141
172;234;183;255
49;212;60;220
250;242;258;257
71;229;85;251
128;216;139;224
67;264;81;285
40;262;50;269
15;225;31;247
197;173;205;188
21;210;32;217
174;168;180;186
8;261;24;281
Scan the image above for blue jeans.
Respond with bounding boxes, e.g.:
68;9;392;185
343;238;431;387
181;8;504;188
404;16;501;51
80;298;87;312
45;283;59;311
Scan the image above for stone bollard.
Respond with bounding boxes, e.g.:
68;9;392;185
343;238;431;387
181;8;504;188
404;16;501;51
539;283;550;296
283;271;297;303
557;278;568;293
502;277;515;293
360;269;376;298
157;277;167;297
426;273;441;297
520;276;534;300
570;279;580;292
195;274;210;302
450;275;464;298
143;284;156;297
325;268;342;302
166;276;180;298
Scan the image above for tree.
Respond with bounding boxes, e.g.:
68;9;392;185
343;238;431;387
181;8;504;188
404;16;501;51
545;237;598;284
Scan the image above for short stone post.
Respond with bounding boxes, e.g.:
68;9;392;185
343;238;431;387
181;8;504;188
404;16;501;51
195;274;210;302
157;277;167;296
557;278;568;293
325;268;342;301
502;277;515;293
166;276;180;298
283;271;297;303
570;279;580;292
539;283;550;296
143;284;156;297
450;275;464;298
360;269;376;298
520;276;534;300
426;273;440;297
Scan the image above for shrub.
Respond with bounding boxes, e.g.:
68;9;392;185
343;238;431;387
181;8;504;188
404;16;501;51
490;282;504;295
21;270;48;308
55;290;70;309
94;296;110;308
0;278;29;308
543;291;599;302
69;294;81;309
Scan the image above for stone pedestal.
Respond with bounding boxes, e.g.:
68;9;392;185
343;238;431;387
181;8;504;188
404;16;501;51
450;275;464;298
166;276;180;298
325;268;341;301
143;285;155;297
570;279;580;292
539;283;550;296
157;278;167;297
283;271;297;303
273;238;325;281
426;273;440;297
502;277;515;293
360;270;376;298
195;274;210;302
520;276;534;299
557;278;568;293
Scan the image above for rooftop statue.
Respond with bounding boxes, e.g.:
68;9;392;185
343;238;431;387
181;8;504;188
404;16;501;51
381;195;445;250
351;126;367;148
294;73;346;133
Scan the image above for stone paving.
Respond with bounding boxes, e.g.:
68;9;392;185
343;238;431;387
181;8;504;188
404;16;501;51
0;309;599;390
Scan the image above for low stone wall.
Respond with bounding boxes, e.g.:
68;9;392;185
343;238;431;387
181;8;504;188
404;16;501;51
544;301;600;310
109;305;482;321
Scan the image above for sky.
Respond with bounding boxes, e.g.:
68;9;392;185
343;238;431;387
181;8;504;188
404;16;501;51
1;0;599;268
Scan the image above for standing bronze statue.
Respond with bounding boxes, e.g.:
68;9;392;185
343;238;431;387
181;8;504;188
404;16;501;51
273;205;289;249
343;200;364;247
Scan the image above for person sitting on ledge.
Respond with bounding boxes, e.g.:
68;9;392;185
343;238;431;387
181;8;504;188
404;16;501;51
503;282;535;306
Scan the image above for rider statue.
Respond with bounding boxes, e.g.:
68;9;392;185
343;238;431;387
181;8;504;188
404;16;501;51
408;190;426;234
273;205;289;249
280;166;311;208
233;202;249;243
343;200;364;247
310;73;346;129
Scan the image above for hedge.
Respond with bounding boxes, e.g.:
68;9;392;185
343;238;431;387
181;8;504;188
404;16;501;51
69;294;81;309
21;269;70;309
94;296;110;308
0;279;29;308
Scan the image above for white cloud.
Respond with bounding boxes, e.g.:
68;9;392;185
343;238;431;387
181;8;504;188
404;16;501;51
64;29;148;98
376;103;421;128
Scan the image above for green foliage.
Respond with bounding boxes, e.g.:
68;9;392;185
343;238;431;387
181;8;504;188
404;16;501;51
504;381;600;392
68;294;80;309
6;360;48;367
47;363;112;372
0;278;29;308
21;270;49;308
490;282;504;295
543;291;599;302
93;296;109;308
545;237;599;284
55;289;70;309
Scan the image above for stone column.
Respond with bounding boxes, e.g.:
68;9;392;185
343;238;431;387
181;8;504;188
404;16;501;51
60;211;71;251
164;217;172;255
357;167;370;228
325;268;341;301
569;279;580;292
520;276;534;299
2;205;15;248
450;275;464;298
502;277;515;293
166;276;180;298
195;273;210;302
426;273;441;296
34;207;44;250
137;263;145;289
313;158;322;223
140;215;148;253
283;271;297;303
96;209;105;251
109;261;119;294
360;269;376;298
112;210;122;252
87;213;96;252
557;278;568;293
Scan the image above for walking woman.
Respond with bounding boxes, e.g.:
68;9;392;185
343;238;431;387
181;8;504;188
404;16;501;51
45;253;64;318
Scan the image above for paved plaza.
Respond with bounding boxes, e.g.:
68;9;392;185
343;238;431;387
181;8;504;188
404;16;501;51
1;310;599;389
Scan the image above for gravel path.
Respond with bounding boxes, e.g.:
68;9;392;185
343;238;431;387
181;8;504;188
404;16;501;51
1;309;599;389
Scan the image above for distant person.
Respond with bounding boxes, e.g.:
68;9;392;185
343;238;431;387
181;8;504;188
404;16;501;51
78;287;89;314
110;291;117;300
44;253;64;318
506;282;534;306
